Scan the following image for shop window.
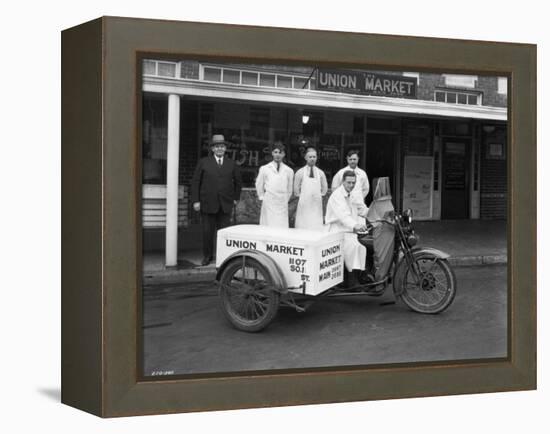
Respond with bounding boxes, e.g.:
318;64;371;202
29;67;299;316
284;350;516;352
143;59;178;77
142;94;169;185
260;73;276;87
222;69;240;84
302;110;324;138
158;62;177;77
405;122;432;156
199;64;312;90
204;67;221;82
293;77;308;89
200;103;214;135
435;89;481;105
197;102;277;187
250;106;270;140
277;75;293;88
143;60;156;75
408;136;431;155
242;71;258;85
353;116;364;134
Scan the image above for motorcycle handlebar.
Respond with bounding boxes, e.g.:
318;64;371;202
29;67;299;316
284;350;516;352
352;217;401;234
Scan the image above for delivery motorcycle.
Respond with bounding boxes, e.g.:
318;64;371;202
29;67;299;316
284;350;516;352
215;177;457;332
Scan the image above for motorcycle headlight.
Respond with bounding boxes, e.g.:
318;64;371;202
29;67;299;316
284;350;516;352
403;208;413;224
407;233;419;247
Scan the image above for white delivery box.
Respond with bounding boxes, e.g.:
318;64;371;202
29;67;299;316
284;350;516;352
216;224;344;296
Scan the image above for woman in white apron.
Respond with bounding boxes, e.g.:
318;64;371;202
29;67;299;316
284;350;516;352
294;154;328;230
255;144;294;228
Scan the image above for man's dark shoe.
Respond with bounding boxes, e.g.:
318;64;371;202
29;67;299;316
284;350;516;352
201;256;212;266
343;269;360;289
359;270;376;285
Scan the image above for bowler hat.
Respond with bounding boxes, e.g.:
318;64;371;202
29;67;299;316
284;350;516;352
210;134;228;146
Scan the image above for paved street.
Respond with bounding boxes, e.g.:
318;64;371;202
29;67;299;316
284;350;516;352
142;265;507;377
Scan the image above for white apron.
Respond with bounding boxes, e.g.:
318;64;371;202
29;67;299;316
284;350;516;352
260;169;289;228
295;167;323;230
341;232;366;272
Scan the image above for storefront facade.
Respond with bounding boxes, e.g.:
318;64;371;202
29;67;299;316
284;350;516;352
141;60;507;262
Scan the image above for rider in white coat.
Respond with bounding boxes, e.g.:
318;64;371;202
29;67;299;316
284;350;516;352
325;170;368;273
294;147;328;231
255;142;294;228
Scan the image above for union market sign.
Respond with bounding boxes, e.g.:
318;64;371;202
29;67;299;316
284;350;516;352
316;68;417;99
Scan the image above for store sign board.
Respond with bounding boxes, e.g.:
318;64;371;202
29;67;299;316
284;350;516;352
316;68;417;98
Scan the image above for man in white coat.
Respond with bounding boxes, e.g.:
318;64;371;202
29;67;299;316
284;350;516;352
325;170;368;286
331;150;369;216
293;147;328;231
255;142;294;228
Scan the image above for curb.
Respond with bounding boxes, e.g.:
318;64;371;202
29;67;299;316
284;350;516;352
448;254;507;267
143;265;216;285
143;254;507;286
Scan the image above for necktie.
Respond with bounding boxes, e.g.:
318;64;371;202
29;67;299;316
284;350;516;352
309;166;314;178
217;158;222;166
277;162;280;172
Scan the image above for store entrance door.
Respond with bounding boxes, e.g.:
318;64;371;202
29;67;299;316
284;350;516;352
442;140;470;219
365;133;396;205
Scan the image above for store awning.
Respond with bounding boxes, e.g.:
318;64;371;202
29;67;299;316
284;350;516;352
143;76;507;121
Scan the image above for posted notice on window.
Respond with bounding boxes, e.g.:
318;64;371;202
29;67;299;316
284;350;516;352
403;156;434;220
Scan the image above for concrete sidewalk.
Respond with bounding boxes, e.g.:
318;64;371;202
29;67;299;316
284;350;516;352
142;219;507;284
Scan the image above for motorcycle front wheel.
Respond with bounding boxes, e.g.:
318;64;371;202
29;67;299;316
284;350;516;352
400;255;456;314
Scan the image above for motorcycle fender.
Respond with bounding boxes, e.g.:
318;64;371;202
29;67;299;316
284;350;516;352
392;247;451;296
215;249;288;293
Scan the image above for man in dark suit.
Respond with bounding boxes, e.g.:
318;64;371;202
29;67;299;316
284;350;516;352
191;134;242;266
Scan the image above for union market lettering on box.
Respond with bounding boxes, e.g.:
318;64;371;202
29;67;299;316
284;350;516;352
216;225;345;295
316;68;417;98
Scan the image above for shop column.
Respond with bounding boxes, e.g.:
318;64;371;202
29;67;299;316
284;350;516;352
165;94;180;267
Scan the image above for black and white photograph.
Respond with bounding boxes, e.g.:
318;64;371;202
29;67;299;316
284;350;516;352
140;60;508;377
4;0;546;431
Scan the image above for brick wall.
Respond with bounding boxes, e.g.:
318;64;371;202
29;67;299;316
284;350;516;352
477;76;507;107
415;74;507;108
416;73;445;101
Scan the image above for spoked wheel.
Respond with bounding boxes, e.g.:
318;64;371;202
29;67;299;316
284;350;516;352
219;257;280;332
400;255;456;314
